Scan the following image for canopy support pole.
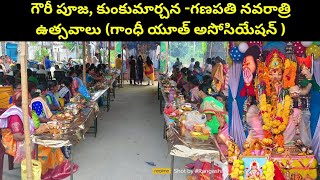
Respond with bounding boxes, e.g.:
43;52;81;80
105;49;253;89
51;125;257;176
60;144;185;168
82;41;86;85
19;41;33;180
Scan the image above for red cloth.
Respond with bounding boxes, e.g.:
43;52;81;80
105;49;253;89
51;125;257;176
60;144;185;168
41;160;78;180
8;115;24;134
199;162;211;180
240;82;255;97
297;56;312;69
213;165;223;180
273;164;285;180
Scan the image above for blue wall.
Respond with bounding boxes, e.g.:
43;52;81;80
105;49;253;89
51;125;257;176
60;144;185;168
6;43;18;62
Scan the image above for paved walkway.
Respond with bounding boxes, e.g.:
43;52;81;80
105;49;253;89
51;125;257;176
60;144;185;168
3;83;191;180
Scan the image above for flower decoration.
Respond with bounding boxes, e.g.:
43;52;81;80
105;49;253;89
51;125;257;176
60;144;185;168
283;59;297;88
262;160;275;180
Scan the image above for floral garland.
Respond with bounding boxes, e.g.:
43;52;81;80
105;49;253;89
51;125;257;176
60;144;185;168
257;51;295;153
283;59;297;88
256;60;271;97
262;160;275;180
259;93;292;152
230;159;245;180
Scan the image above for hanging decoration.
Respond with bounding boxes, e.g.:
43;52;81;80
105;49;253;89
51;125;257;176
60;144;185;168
292;41;306;57
229;46;244;62
301;41;313;48
227;42;233;65
262;42;287;54
238;42;249;53
306;44;320;59
247;41;263;48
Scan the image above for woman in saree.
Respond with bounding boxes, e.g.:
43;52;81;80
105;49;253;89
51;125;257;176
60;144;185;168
193;61;203;83
188;76;200;104
31;83;53;123
58;77;73;104
136;55;144;85
69;70;91;99
198;84;229;156
0;91;76;179
144;56;155;85
31;84;72;160
45;80;61;114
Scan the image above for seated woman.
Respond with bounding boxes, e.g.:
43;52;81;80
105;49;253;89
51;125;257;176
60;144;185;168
58;77;73;104
69;70;91;99
171;66;181;82
0;91;77;178
45;80;61;114
188;76;200;104
27;69;39;85
87;67;103;86
198;84;229;147
202;75;213;87
177;67;188;90
193;61;203;83
30;83;53;123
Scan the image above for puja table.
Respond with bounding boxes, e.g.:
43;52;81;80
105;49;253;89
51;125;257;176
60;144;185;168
159;81;225;180
164;114;222;180
31;104;99;180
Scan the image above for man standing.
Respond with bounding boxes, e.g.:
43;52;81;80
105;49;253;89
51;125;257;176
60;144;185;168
44;56;52;70
174;58;182;69
37;64;48;78
115;54;122;83
189;58;195;71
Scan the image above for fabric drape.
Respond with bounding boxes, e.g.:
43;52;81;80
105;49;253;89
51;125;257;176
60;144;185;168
229;62;246;152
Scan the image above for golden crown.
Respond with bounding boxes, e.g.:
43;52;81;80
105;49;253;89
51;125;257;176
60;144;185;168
266;49;285;69
267;51;284;70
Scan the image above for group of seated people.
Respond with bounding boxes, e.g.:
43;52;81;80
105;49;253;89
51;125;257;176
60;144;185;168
170;60;229;156
0;62;112;178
